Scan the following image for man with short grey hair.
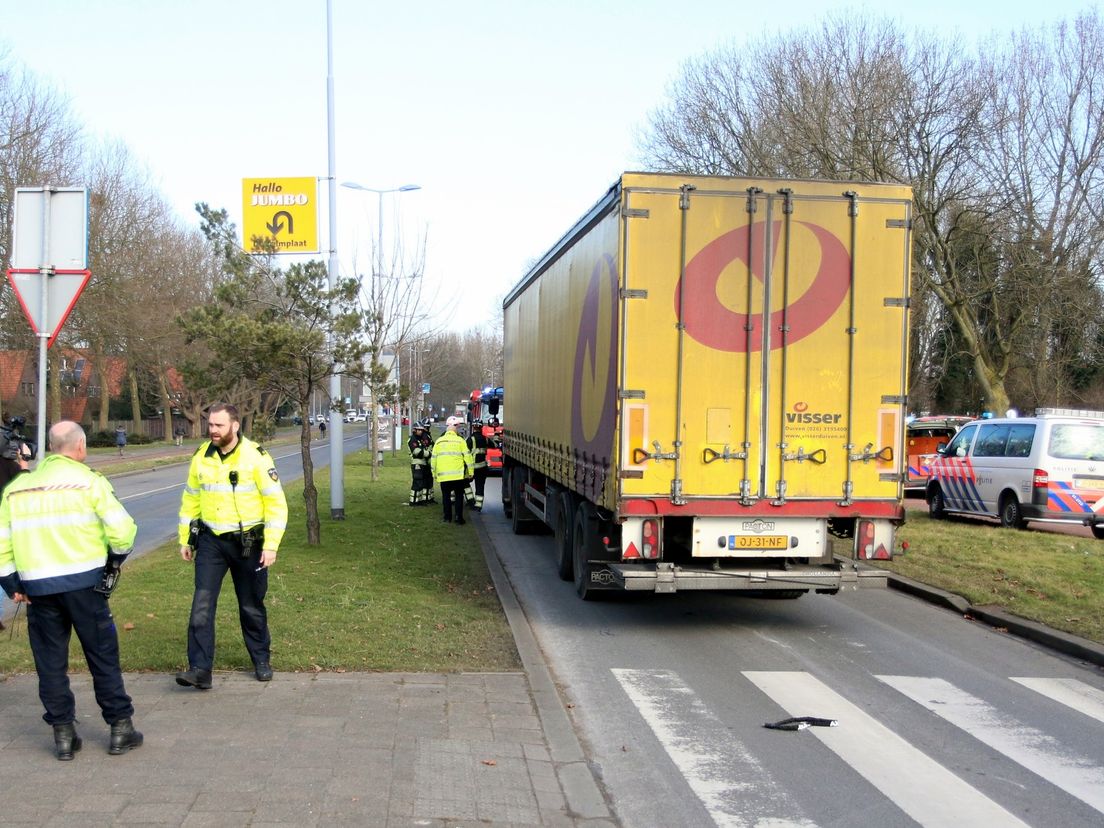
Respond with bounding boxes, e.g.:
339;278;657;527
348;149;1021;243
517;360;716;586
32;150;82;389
0;421;141;760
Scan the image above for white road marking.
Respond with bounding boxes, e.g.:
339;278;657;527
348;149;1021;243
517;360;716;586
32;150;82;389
1010;677;1104;725
612;668;814;828
744;671;1026;828
878;675;1104;815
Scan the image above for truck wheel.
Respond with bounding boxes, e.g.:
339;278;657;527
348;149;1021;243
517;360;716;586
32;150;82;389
927;486;946;520
554;492;575;581
510;471;535;535
502;468;513;520
1092;525;1104;540
572;502;599;601
999;494;1025;529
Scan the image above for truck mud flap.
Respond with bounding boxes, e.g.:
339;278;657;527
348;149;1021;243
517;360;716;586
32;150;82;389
583;563;623;591
607;562;887;593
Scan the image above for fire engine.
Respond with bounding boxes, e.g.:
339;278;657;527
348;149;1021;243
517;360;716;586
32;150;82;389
467;386;504;475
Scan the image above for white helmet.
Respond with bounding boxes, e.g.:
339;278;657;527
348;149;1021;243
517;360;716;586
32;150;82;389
445;415;464;427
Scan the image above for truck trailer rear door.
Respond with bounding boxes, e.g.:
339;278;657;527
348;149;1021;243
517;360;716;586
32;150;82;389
618;177;910;506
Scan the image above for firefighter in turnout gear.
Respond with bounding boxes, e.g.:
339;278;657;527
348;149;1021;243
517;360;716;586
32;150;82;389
0;421;143;760
466;422;490;511
431;416;474;524
176;403;288;689
408;421;434;506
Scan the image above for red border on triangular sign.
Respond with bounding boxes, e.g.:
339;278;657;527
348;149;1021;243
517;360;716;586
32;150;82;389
5;267;92;348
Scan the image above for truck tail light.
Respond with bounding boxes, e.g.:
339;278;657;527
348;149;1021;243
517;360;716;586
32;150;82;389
642;519;660;560
858;520;875;559
858;520;892;560
1032;469;1049;490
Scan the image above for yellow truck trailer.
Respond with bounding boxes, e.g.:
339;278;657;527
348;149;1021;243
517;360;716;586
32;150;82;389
502;172;912;599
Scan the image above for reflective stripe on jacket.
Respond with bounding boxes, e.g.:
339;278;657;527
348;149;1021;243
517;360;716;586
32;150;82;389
0;454;137;597
467;434;488;469
430;431;473;482
178;436;288;550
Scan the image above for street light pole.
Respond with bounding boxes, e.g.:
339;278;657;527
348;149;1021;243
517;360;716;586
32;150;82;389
325;0;344;519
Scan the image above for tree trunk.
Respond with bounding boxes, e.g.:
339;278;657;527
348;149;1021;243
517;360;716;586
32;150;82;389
299;412;321;545
157;369;173;442
48;349;61;424
369;405;381;482
129;368;141;430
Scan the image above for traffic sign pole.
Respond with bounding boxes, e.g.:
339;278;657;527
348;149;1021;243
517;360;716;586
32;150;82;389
35;194;51;461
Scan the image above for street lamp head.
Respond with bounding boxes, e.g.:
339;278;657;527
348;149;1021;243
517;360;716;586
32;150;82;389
341;181;422;195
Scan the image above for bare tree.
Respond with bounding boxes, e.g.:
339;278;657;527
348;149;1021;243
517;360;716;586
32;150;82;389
355;225;435;481
638;10;1104;413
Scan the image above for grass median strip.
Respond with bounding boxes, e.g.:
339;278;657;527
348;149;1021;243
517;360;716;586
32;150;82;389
0;451;520;675
873;509;1104;644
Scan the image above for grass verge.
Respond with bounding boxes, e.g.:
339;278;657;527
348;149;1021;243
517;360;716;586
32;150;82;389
872;510;1104;643
0;451;520;675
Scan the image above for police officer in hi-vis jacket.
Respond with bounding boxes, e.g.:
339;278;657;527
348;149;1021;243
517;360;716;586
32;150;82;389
176;403;287;689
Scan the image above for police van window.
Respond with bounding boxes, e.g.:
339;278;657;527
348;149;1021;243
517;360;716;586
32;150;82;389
945;424;976;457
1005;424;1036;458
974;424;1011;457
1048;423;1104;461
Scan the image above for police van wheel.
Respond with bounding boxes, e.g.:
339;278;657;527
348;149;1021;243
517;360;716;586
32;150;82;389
999;494;1025;529
927;486;946;520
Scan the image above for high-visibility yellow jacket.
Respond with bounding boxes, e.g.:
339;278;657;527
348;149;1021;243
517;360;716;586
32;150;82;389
0;454;137;597
430;430;473;482
178;436;288;551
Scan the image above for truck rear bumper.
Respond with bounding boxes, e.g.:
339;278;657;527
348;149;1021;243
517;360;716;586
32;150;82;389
606;561;887;593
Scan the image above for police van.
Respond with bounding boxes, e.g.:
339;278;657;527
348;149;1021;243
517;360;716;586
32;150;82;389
925;408;1104;538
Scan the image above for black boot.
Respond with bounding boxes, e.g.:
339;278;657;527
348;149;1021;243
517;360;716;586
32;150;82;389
108;717;143;755
175;668;213;689
53;722;82;761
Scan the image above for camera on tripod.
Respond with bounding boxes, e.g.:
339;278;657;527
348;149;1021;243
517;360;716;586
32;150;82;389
0;416;36;462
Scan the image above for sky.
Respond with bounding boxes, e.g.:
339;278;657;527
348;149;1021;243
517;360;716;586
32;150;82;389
2;0;1097;333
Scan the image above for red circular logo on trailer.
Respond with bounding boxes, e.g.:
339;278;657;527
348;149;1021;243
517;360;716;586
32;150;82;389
676;220;850;352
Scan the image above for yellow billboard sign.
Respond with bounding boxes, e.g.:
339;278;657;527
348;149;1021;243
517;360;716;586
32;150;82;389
241;177;319;254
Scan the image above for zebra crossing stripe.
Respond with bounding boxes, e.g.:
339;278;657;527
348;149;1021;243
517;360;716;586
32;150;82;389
1010;677;1104;725
612;668;814;828
878;676;1104;815
743;671;1026;827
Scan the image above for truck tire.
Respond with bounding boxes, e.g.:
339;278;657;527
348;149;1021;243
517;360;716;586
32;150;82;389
927;485;946;520
502;468;513;520
572;502;601;601
1092;525;1104;540
510;470;536;535
554;492;575;581
999;494;1025;529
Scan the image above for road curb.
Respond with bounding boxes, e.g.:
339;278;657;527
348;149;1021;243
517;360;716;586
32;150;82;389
472;514;615;822
885;571;1104;668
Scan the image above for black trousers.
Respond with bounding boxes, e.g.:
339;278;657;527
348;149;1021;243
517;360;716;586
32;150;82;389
440;479;467;521
186;529;270;671
26;587;134;726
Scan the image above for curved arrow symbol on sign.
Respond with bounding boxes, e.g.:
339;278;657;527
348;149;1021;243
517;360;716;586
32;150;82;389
266;210;294;235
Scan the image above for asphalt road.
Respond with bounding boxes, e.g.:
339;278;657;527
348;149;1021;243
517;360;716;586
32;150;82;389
481;479;1104;828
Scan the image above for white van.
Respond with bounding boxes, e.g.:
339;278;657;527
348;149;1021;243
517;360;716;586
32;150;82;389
925;408;1104;538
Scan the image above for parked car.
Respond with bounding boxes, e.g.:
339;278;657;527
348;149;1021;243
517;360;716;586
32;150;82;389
925;408;1104;537
905;415;973;491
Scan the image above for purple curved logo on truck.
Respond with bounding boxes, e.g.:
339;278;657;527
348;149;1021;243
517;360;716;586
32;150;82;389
571;254;618;462
677;220;850;352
